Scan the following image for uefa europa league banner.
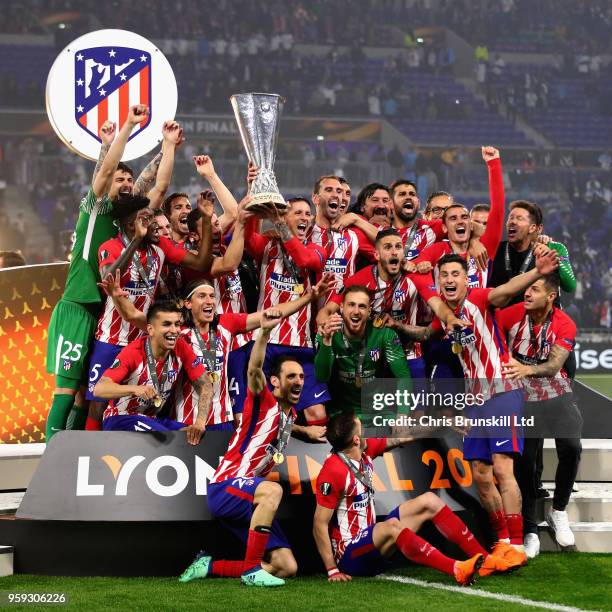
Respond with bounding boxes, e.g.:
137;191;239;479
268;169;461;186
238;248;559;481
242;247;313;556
0;263;68;443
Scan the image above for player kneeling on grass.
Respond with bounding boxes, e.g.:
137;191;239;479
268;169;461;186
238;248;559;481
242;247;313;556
179;309;325;587
313;414;519;585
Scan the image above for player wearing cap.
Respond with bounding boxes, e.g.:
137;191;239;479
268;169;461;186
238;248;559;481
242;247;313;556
395;249;559;566
92;301;212;443
313;414;516;584
45;105;150;440
179;309;324;587
497;274;581;557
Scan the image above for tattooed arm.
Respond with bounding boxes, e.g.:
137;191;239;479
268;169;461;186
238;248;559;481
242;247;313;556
503;345;570;380
134;121;183;208
185;372;213;445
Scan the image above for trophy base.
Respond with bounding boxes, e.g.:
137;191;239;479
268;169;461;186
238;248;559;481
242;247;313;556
246;191;287;211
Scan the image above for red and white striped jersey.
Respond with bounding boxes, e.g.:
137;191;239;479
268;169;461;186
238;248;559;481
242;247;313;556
172;313;248;426
431;288;521;398
497;303;576;401
315;438;387;563
418;241;489;290
246;229;326;348
102;336;205;419
308;224;373;306
96;235;186;346
331;265;435;360
395;219;445;260
211;386;296;483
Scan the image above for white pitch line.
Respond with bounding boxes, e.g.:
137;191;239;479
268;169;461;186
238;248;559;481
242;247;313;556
380;574;595;612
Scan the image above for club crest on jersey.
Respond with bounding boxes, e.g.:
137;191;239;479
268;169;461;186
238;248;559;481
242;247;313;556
369;349;380;362
63;360;72;371
393;289;406;301
167;369;177;383
74;46;152;143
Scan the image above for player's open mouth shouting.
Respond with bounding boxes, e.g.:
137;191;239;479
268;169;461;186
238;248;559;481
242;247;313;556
295;221;309;240
179;212;190;232
162;332;178;349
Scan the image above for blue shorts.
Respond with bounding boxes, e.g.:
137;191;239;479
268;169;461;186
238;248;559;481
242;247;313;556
208;477;290;551
103;415;185;432
424;339;463;379
227;344;250;413
229;342;331;413
463;389;524;463
407;357;427;394
86;340;123;401
337;505;400;577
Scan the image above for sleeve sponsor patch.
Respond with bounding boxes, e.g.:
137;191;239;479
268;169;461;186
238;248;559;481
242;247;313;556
319;482;332;496
110;358;121;369
100;249;110;261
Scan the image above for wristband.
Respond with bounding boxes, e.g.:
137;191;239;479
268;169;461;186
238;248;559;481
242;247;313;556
327;567;340;578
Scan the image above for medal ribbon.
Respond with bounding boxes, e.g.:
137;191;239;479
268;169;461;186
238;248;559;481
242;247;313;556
144;338;170;409
528;312;552;361
193;325;218;377
336;451;374;493
505;242;534;275
342;331;367;383
277;240;304;287
403;223;419;258
271;409;294;457
373;267;404;316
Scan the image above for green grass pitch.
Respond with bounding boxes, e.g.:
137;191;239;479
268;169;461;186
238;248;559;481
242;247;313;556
1;553;611;611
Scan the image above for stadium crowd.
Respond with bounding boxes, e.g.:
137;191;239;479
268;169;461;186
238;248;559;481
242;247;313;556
33;105;585;586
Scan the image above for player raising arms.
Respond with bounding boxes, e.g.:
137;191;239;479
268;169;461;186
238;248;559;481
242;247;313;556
179;310;324;587
395;248;559;566
92;301;212;443
313;414;516;585
45;105;149;440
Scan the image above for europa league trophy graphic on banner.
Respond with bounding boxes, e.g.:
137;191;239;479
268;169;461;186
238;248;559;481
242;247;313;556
230;93;287;213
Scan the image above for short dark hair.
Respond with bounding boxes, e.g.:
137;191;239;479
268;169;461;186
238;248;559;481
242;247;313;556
437;253;468;273
509;200;543;226
338;177;349;186
0;250;26;268
153;208;167;218
116;162;133;177
162;192;190;215
375;227;402;245
342;284;372;303
146;300;183;323
389;179;417;196
269;355;302;378
426;190;453;207
540;272;560;293
313;175;342;195
471;204;490;214
327;413;358;451
287;196;314;215
187;208;202;233
442;204;469;224
111;194;150;224
355;182;390;214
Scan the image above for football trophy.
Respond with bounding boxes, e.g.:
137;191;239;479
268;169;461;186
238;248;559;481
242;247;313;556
230;93;287;213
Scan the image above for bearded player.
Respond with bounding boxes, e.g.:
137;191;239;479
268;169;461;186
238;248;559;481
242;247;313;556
314;414;516;584
45;105;150;440
396;249;559;566
179;310;323;587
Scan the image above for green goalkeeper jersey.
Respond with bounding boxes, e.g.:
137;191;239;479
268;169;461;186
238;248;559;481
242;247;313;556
62;187;116;305
315;321;412;417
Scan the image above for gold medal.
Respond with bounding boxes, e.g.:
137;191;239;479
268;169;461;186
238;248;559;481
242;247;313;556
372;315;384;328
293;283;304;295
153;396;162;408
273;452;285;464
451;341;462;355
355;376;363;388
209;371;220;383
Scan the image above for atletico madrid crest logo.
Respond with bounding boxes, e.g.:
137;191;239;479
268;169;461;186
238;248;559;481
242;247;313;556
74;46;152;143
46;29;177;161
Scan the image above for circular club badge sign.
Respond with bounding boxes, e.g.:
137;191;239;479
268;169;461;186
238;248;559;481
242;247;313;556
46;29;178;161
